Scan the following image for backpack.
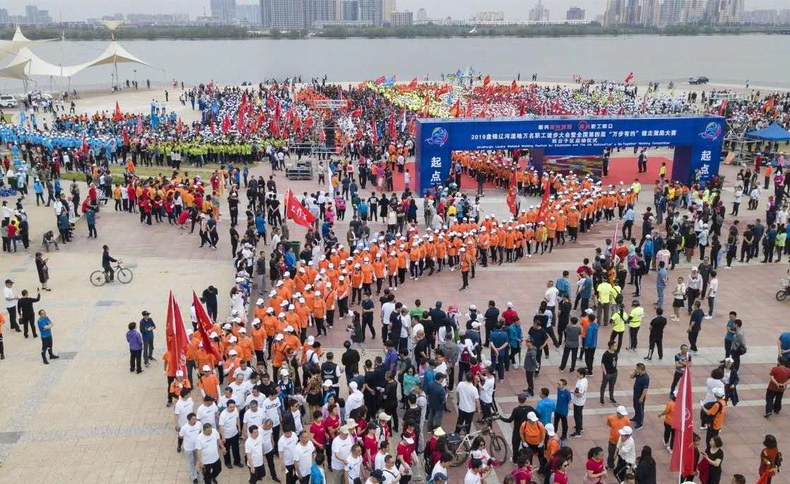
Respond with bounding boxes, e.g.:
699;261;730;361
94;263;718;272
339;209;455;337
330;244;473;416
460;345;472;364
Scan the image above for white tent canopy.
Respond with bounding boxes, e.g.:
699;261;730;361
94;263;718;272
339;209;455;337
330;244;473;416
79;41;151;70
0;26;56;61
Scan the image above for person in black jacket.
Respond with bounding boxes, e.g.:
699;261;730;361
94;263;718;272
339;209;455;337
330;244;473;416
634;445;656;484
500;393;536;463
17;288;41;338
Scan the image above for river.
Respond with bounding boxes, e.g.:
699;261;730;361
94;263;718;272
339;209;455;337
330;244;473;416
1;34;788;92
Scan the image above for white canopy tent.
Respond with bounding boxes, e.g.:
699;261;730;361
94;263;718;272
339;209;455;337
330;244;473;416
0;26;56;61
0;47;86;80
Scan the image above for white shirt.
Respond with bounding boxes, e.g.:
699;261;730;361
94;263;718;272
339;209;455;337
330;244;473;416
260;427;274;454
431;462;449;480
244;408;265;431
702;378;725;405
544;287;559;307
4;287;16;309
456;381;479;413
435;362;448;387
196;403;218;429
572;378;588;406
245;392;265;409
331;435;353;470
293;441;316;476
345;454;364;480
178;421;203;452
346;390;365;416
263;398;282;426
708;278;719;298
464;469;482;484
278;432;299;465
174;398;194;428
229;380;253;409
480;376;495;404
374;451;388;470
245;434;265;467
617;436;636;465
234;366;255;382
197;429;221;464
290;410;303;433
219;408;240;438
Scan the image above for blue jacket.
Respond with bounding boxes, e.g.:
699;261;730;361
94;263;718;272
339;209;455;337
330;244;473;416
508;323;523;348
584;322;599;348
535;397;556;424
555;278;571;298
86;210;95;225
555;388;571;416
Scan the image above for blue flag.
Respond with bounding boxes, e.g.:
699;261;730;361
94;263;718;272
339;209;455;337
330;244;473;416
18;106;26;128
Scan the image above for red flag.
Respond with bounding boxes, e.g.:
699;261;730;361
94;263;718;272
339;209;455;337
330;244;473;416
407;77;418;89
305;113;314;128
511;79;518;92
483;75;491;87
294;114;301;132
449;101;461;118
165;292;190;378
519;101;526;117
717;100;728;116
177;118;183;135
81;133;88;155
135;114;143;135
222;114;230;134
506;171;518;215
192;291;221;362
285;190;316;228
209;116;216;134
114;101;122;121
122;128;129;147
624;72;634;84
388;112;396;139
350;108;362;117
670;367;695;476
374;76;386;84
755;472;772;484
371;119;379;145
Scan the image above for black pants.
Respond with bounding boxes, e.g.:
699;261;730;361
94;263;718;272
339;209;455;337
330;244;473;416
553;413;568;440
648;334;663;359
524;369;534;395
144;339;154;364
264;451;279;480
286;464;297;484
7;307;18;331
607;441;618;469
766;389;785;416
559;346;577;371
203;460;222;484
362;316;376;340
130;349;142;372
21;315;37;337
670;372;683;396
224;434;241;465
664;422;675;448
584;348;596;375
628;326;640;349
688;330;699;352
455;410;474;433
600;372;617;402
41;336;54;361
249;465;265;484
573;404;584;433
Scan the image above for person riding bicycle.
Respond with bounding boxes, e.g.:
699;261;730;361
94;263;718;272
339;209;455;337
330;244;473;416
102;245;118;282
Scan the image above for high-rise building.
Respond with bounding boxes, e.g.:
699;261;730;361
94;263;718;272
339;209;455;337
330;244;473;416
416;8;427;22
660;0;685;25
390;10;412;26
528;0;550;22
604;0;626;26
305;0;336;26
126;13;191;25
566;7;585;20
382;0;396;24
0;8;10;24
237;3;262;25
359;0;384;25
624;0;641;24
211;0;238;23
641;0;661;25
342;0;359;21
23;5;52;24
472;11;505;22
272;0;306;28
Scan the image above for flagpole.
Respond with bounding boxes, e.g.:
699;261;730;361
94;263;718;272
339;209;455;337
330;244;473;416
677;368;686;484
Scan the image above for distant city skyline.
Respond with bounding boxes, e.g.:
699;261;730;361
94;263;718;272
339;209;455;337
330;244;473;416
1;0;789;22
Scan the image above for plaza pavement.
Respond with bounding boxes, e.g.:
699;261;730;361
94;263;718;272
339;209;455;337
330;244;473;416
0;154;789;483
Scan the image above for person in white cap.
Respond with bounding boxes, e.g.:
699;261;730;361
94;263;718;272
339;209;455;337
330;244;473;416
174;386;195;453
606;405;632;468
331;425;354;481
613;426;635;481
346;381;365;416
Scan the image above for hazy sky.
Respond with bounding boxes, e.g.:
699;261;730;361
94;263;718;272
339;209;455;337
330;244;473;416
3;0;788;22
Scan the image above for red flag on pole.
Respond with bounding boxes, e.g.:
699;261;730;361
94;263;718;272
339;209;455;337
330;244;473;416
483;75;491;87
135;114;143;135
407;78;418;89
755;472;772;484
519;101;526;117
371;119;378;145
177;118;183;135
670;367;695;477
81;133;89;155
624;72;634;84
511;79;518;92
388;112;396;139
165;292;190;378
506;171;518;215
285;190;316;228
114;101;122;121
222;115;231;134
374;76;386;84
192;291;221;362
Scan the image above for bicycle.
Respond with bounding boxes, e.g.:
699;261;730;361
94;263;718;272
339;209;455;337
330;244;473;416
447;414;508;467
90;262;133;286
777;277;790;302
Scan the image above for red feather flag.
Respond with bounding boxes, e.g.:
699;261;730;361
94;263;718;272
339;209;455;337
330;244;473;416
192;291;221;361
519;101;526;117
483;75;491;87
165;292;190;378
511;79;518;92
222;114;230;134
506;171;518;215
624;72;634;84
374;75;386;84
371;119;379;145
114;101;122;121
670;367;695;477
407;78;418;89
285;190;316;228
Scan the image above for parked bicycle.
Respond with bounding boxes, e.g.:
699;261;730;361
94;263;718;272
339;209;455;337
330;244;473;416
446;414;508;467
90;262;133;286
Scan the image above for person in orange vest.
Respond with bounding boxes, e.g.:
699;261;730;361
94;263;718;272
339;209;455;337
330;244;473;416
460;247;472;291
312;291;327;336
372;253;387;295
198;364;221;401
544;423;561;471
337;276;350;319
324;283;337;329
251;318;266;364
520;412;546;469
361;257;375;296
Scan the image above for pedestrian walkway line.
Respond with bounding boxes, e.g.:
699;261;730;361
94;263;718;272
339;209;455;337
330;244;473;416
533;345;780;368
495;397;770;452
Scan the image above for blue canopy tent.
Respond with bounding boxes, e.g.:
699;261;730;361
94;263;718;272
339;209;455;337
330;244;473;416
745;122;790;141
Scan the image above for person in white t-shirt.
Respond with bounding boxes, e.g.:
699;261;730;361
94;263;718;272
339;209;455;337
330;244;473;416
246;425;266;483
196;423;224;483
244;400;266;438
293;430;316;483
455;373;479;434
374;442;389;471
705;274;719;319
345;443;364;484
381;454;401;484
178;413;202;483
196;395;219;430
278;428;299;484
245;386;266;410
263;392;283;445
4;280;19;331
331;426;354;481
259;419;280;482
229;373;253;411
430;453;452;480
569;368;588;438
479;369;496;419
463;458;488;484
219;400;242;467
173;388;194;453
